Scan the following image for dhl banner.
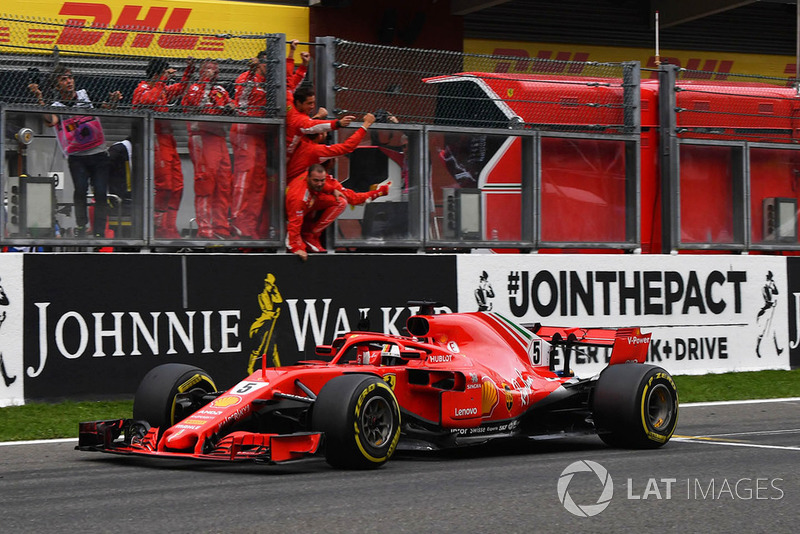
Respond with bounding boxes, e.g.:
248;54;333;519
465;38;797;82
0;0;309;59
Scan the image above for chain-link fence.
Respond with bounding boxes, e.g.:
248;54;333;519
331;39;640;133
670;69;800;144
0;15;284;117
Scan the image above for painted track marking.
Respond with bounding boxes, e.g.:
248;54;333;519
672;436;800;452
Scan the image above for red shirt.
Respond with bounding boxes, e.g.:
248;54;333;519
286;106;338;155
233;70;267;117
285;173;380;252
133;76;190;134
286;126;367;182
181;81;231;115
286;59;307;97
285;174;338;252
182;81;231;136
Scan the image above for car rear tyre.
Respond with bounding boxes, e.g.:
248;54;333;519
592;363;678;449
312;374;401;469
132;363;217;434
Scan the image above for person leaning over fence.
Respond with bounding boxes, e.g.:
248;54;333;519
285;163;389;261
181;60;235;240
286;112;376;182
286;85;355;156
28;65;122;238
133;57;195;239
229;50;270;239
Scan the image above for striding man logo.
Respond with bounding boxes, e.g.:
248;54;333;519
247;273;283;374
0;277;16;388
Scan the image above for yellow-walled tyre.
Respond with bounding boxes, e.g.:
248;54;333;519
132;364;217;435
312;374;401;469
592;363;678;449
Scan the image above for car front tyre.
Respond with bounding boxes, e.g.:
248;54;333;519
312;374;401;469
132;363;217;435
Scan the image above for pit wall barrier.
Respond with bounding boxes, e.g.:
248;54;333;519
1;252;798;406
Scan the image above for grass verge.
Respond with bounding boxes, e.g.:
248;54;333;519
1;369;798;442
673;368;800;403
0;400;132;442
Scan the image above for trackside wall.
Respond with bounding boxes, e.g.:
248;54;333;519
1;253;799;405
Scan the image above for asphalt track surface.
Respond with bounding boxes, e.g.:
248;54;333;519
2;399;799;534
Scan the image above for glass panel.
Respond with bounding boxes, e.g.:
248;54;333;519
679;144;736;244
427;131;522;243
334;126;416;242
153;118;281;242
540;137;627;243
750;147;800;245
3;110;146;241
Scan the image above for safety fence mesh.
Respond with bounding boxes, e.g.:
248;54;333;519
332;39;639;133
671;68;800;144
0;15;284;117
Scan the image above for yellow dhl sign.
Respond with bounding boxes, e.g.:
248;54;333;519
0;0;309;58
465;38;798;84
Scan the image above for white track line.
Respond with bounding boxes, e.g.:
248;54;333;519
680;397;800;407
698;428;800;438
672;437;800;452
0;437;77;447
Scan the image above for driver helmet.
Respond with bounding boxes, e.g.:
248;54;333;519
380;344;401;364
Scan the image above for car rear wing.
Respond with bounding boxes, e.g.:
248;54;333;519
524;324;651;375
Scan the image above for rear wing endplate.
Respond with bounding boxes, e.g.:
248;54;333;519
523;324;651;374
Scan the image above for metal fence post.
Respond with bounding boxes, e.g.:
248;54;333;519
314;36;337;115
658;63;679;253
267;33;286;118
622;61;641;135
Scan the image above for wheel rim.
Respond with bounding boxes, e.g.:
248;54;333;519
172;385;214;425
646;383;674;430
360;396;394;447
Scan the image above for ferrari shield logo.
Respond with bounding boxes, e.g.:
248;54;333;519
503;383;513;412
383;374;396;390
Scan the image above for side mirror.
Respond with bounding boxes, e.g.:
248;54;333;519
399;349;425;360
315;345;335;356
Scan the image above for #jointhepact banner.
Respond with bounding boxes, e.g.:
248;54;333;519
457;254;790;376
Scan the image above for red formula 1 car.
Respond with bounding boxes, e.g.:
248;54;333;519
78;302;678;469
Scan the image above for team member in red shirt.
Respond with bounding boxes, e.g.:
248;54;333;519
181;60;234;239
230;50;269;238
133;58;194;239
286;113;376;182
286;85;355;156
286;164;389;260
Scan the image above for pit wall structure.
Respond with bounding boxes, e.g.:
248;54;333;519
1;253;798;406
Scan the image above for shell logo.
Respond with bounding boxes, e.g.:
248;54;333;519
481;380;498;416
210;395;242;408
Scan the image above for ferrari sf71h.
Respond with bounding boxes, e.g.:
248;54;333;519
78;303;678;469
